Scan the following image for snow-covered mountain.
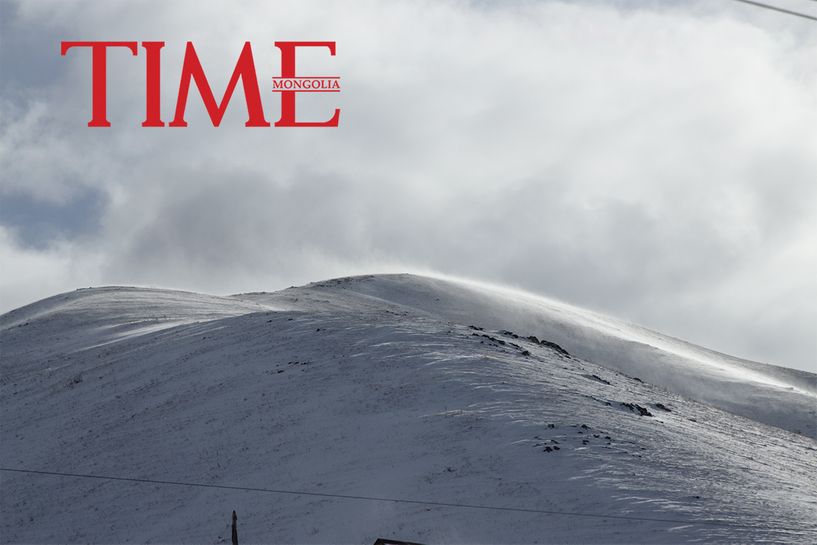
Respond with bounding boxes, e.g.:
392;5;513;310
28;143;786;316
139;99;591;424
1;274;815;544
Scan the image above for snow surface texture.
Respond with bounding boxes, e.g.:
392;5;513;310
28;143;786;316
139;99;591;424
1;274;815;544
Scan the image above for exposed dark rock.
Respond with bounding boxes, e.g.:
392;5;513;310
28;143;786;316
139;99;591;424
621;402;653;417
540;339;570;357
584;374;611;385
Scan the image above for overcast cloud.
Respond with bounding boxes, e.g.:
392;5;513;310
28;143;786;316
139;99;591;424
1;0;816;372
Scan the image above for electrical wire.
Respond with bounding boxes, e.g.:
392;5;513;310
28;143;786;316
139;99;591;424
1;466;808;533
727;0;817;21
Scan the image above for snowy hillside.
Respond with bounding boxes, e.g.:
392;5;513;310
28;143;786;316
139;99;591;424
1;274;816;544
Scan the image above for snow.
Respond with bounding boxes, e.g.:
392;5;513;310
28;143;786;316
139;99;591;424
1;273;816;544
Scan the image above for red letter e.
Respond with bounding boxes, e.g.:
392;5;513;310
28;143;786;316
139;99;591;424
274;42;340;127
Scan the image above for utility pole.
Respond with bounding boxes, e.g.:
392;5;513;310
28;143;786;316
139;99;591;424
231;511;238;545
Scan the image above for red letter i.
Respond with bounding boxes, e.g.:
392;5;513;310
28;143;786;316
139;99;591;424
142;42;165;127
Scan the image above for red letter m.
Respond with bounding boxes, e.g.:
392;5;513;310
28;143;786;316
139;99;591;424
171;42;269;127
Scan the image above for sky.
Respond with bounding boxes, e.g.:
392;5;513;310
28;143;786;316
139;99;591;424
0;0;816;373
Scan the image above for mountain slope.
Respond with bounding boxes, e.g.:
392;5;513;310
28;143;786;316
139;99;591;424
247;274;816;439
1;274;816;544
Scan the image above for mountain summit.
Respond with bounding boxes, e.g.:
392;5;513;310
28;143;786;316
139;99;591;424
2;274;815;543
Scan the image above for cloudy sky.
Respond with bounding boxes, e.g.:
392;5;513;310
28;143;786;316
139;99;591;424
1;0;816;372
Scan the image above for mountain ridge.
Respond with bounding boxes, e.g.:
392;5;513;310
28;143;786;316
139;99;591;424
2;273;815;543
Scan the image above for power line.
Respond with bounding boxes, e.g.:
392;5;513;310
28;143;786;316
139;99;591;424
0;466;803;532
727;0;817;21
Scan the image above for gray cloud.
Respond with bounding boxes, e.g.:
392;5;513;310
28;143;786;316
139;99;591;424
0;186;106;249
0;0;815;372
0;2;69;98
